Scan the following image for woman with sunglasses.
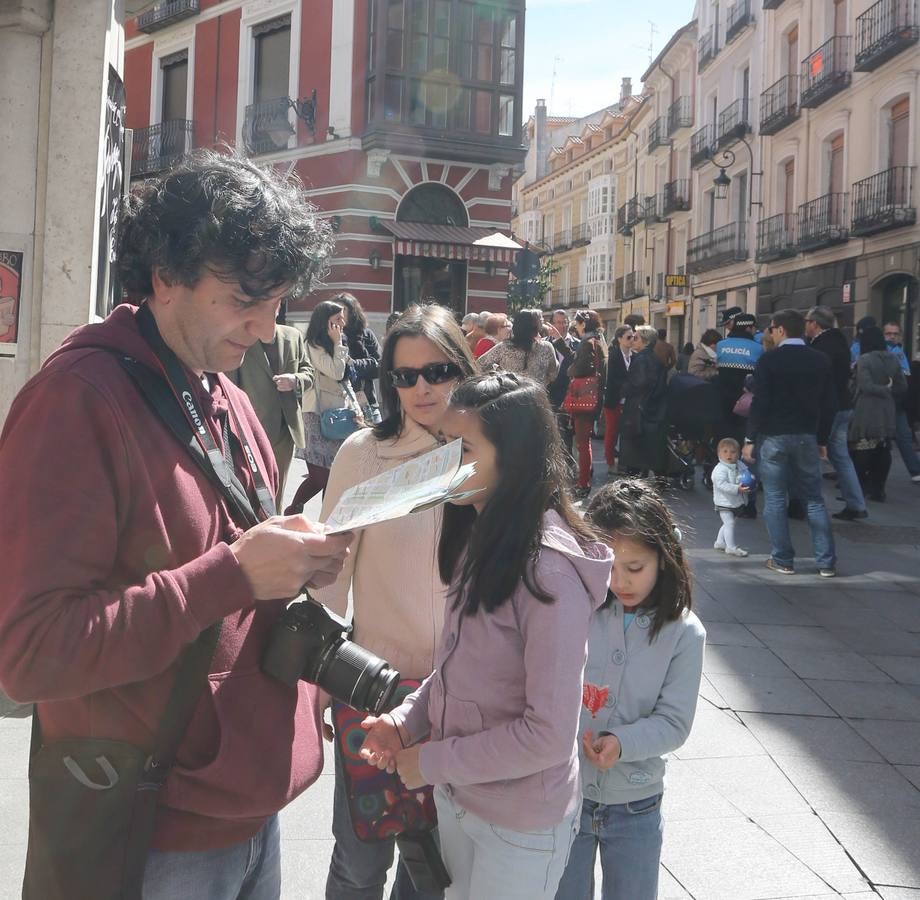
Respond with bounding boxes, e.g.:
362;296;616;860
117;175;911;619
314;303;478;900
569;310;607;501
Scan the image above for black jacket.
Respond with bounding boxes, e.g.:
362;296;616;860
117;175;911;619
748;343;836;445
623;348;668;425
548;335;579;409
604;344;631;409
810;327;851;412
345;327;382;405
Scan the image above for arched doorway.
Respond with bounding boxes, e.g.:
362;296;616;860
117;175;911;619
394;183;469;315
876;273;919;358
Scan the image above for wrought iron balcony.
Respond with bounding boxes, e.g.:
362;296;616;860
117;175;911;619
717;98;752;148
553;230;573;252
243;97;295;156
756;214;797;262
136;0;200;33
855;0;920;71
797;193;849;251
617;196;642;234
851;167;916;236
662;179;692;215
131;119;194;178
623;270;646;300
567;285;589;307
571;222;592;247
686;222;748;273
726;0;754;43
691;124;716;168
763;0;785;8
647;116;670;154
699;27;717;72
801;36;852;109
760;75;800;135
643;195;663;223
668;96;694;135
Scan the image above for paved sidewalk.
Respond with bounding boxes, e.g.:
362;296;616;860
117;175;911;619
1;451;919;899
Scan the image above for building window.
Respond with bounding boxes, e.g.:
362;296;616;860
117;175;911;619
254;15;291;104
160;50;188;122
398;182;468;225
828;132;844;194
366;0;523;140
889;97;910;169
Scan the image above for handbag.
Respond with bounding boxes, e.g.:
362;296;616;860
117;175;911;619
320;378;363;441
562;375;600;415
732;390;753;418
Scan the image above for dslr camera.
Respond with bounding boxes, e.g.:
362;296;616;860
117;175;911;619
262;594;399;715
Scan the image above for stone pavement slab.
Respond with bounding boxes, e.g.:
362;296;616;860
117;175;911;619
805;679;920;720
671;707;766;760
826;627;920;657
739;713;884;762
867;655;920;685
704;673;836;715
747;624;852;653
819;811;920;888
847;720;920;765
768;646;894;682
702;622;766;647
703;643;795;677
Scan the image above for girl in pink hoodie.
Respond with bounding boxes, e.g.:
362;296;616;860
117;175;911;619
361;372;613;900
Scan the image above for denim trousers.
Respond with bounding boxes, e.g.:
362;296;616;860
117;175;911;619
434;786;577;900
326;738;442;900
759;434;836;570
142;815;281;900
894;410;920;476
826;410;866;511
555;795;663;900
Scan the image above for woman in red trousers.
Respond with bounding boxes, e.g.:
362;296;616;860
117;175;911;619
569;309;607;501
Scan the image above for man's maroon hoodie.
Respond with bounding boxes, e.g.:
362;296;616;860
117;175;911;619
0;304;324;851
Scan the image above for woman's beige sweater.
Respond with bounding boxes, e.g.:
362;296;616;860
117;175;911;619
313;417;448;679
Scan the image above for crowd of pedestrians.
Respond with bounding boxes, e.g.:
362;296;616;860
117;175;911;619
0;151;917;900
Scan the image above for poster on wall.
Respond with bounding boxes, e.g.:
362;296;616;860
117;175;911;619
0;251;23;347
96;64;126;319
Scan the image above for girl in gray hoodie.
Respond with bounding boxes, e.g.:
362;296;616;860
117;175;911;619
360;373;613;900
556;480;706;900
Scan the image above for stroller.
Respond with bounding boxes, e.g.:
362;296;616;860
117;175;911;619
664;374;721;490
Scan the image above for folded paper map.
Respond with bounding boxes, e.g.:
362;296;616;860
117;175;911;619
324;438;478;534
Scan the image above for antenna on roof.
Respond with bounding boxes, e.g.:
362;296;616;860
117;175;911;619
634;21;658;65
550;56;563;113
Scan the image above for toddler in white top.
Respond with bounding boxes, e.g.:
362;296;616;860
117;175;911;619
712;437;751;557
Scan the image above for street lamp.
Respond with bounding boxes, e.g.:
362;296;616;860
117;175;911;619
709;139;763;215
713;166;732;200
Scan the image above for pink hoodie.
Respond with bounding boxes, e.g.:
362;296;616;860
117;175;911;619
389;510;612;830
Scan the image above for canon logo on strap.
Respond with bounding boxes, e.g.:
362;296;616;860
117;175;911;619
181;391;207;436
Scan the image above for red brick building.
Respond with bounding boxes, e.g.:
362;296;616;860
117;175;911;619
123;0;526;330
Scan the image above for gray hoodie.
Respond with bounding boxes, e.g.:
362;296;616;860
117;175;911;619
390;509;613;830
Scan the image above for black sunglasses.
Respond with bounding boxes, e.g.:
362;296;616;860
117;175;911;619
389;363;462;388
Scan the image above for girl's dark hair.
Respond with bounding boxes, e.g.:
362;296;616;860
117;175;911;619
584;478;692;640
439;372;598;616
701;328;722;346
575;309;602;332
336;292;367;339
375;304;478;440
306;300;344;356
118;149;334;301
860;325;886;354
510;309;541;350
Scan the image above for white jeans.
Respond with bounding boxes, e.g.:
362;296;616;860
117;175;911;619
716;510;737;549
434;787;577;900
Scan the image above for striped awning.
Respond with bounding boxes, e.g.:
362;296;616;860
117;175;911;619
379;222;522;264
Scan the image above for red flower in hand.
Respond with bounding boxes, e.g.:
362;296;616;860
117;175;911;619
582;682;609;718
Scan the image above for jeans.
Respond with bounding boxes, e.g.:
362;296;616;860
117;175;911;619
142;815;281;900
826;410;867;511
326;738;441;900
894;410;920;476
758;434;836;570
555;795;663;900
434;786;577;900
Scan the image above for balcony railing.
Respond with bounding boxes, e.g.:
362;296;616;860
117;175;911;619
614;276;625;301
623;270;646;300
797;193;850;251
756;213;797;261
243;97;297;156
663;179;692;215
553;230;573;251
571;222;591;246
855;0;920;71
647;116;669;154
643;194;663;223
851;167;916;236
726;0;754;42
686;222;748;273
717;97;752;147
567;285;589;307
801;35;852;109
691;124;716;168
617;196;642;234
668;96;694;135
136;0;200;33
699;27;717;71
131;119;194;178
760;75;800;135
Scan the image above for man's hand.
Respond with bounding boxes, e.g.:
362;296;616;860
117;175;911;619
230;516;352;600
359;714;404;773
742;443;755;464
318;689;334;742
582;730;621;771
739;485;751;493
273;374;297;392
818;444;828;461
396;746;426;790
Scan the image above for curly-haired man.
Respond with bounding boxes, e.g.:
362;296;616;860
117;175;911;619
0;152;352;899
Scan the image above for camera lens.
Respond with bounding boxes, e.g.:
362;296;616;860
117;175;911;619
318;640;401;715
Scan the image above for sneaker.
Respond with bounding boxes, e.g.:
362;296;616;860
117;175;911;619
766;558;795;575
725;547;749;557
912;475;920;484
713;542;726;552
832;508;868;521
819;568;837;578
